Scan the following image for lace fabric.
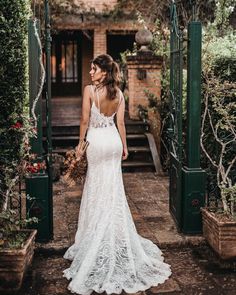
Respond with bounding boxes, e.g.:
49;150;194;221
62;86;172;294
89;101;116;128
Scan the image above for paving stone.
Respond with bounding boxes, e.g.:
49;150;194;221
154;232;185;247
147;278;181;294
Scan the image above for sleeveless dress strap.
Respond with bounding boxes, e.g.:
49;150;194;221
95;87;100;111
89;85;95;104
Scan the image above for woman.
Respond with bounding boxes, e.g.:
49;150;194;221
62;54;171;295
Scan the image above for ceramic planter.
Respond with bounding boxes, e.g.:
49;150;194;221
0;229;37;294
201;208;236;259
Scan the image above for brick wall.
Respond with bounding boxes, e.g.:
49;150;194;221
93;28;107;57
127;55;163;120
82;34;93;90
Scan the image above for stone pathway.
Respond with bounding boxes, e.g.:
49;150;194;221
18;172;236;295
35;173;205;253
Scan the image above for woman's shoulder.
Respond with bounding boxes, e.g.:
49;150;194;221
84;84;93;91
84;84;94;96
117;87;124;99
115;87;122;95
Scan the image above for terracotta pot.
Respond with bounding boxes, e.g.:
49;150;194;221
201;208;236;259
0;229;37;294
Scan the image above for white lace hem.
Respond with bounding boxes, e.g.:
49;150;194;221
62;237;172;295
62;267;171;295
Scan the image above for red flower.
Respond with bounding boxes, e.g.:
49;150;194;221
25;161;46;174
26;164;38;173
11;122;23;129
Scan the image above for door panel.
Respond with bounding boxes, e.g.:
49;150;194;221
51;31;82;97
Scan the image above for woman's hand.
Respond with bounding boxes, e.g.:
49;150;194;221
75;141;84;160
122;147;129;160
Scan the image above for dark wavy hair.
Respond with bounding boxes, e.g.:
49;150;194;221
92;54;121;100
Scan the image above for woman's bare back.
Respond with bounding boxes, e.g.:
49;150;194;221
91;85;121;117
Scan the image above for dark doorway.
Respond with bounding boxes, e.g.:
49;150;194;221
51;30;82;97
107;32;136;62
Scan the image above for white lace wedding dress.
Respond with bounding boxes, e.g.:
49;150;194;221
62;86;172;294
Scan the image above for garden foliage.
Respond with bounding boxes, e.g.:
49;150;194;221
201;29;236;216
130;1;236;216
0;0;31;210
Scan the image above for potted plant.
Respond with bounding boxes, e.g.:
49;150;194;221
200;27;236;259
200;90;236;259
0;116;40;293
200;79;236;259
0;209;38;294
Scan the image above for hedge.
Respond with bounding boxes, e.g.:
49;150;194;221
0;0;30;207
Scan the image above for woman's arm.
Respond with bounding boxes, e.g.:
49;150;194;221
116;93;128;160
76;85;91;157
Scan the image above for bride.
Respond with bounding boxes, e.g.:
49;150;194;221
62;54;172;294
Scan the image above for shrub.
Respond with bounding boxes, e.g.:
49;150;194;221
0;0;31;210
201;30;236;217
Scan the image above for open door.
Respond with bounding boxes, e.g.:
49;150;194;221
51;30;82;97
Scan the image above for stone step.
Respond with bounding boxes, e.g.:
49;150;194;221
43;134;146;140
122;160;154;167
44;134;147;141
127;134;149;146
51;146;151;153
43;133;148;147
43;120;149;136
122;161;155;172
51;145;152;161
128;146;153;161
127;134;146;139
128;146;150;152
51;146;154;172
